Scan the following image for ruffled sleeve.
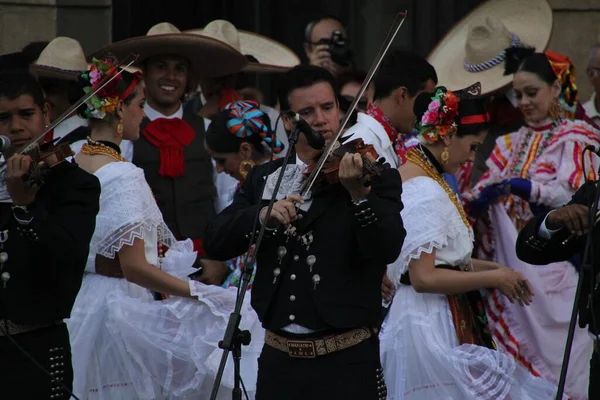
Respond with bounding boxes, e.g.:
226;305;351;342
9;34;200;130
91;163;177;259
529;119;600;208
387;177;473;285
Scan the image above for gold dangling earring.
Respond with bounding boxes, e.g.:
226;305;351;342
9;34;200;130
549;98;563;121
441;147;449;165
238;159;255;180
116;119;124;136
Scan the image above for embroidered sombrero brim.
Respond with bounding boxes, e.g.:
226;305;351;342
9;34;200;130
427;0;553;96
187;28;300;73
89;33;248;79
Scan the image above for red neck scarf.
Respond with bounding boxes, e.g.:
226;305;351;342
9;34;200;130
367;103;407;164
142;118;196;178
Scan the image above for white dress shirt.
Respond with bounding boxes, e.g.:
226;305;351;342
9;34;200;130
53;115;88;143
538;211;562;239
343;112;399;168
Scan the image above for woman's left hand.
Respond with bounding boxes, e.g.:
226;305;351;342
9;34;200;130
339;153;371;201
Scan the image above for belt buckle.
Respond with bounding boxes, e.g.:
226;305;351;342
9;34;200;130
286;339;316;358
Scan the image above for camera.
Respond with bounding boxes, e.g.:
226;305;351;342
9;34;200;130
318;30;353;67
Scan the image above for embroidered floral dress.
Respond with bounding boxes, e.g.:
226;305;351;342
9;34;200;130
380;176;562;400
466;118;600;400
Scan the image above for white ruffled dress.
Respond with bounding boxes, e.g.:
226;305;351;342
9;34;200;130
380;177;563;400
66;162;264;400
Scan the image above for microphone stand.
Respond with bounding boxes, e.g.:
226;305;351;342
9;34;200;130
209;122;302;400
555;156;600;399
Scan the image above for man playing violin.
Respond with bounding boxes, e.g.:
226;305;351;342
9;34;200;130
205;65;406;400
0;71;100;399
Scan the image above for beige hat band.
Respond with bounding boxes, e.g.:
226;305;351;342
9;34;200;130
463;31;522;73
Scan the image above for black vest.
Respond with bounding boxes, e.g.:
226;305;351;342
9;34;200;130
133;108;216;241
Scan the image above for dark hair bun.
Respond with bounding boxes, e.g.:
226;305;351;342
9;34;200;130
413;86;449;122
503;46;536;76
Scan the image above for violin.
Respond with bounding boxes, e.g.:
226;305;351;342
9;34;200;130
299;12;407;198
304;138;390;189
0;53;139;186
21;141;75;187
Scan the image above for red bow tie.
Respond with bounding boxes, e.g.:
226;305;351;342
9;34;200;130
142;118;196;178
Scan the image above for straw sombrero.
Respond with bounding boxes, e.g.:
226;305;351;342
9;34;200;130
89;22;248;79
188;20;300;73
428;0;553;95
30;37;87;81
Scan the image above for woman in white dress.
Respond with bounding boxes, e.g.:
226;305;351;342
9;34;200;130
380;86;563;399
66;60;263;399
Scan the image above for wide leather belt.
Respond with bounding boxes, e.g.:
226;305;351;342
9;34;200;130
265;327;373;358
0;319;62;337
95;254;124;278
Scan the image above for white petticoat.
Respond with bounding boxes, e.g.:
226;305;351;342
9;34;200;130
67;244;264;400
380;177;564;400
380;286;563;400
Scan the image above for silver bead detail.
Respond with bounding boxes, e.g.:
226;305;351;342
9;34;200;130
312;274;321;290
1;271;10;286
0;252;8;263
272;267;281;284
290;274;296;281
306;255;316;272
277;246;287;259
293;255;299;261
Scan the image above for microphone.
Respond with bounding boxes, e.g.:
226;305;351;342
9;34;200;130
287;112;326;150
0;136;10;152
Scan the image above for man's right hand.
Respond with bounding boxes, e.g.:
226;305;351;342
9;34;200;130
546;204;591;236
308;44;333;69
260;195;304;228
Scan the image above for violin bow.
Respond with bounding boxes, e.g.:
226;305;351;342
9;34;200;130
300;11;408;197
0;53;139;173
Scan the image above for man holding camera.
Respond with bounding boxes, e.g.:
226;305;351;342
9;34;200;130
515;181;600;399
303;16;353;76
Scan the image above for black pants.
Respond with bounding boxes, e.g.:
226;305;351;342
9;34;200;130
0;323;73;399
256;330;386;400
591;347;600;399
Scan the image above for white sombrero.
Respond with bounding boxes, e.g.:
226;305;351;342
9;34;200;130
428;0;553;95
89;22;248;79
188;20;300;73
30;37;87;81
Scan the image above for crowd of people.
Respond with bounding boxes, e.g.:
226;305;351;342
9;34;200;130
1;0;600;399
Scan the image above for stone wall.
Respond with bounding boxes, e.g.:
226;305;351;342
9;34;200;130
548;0;600;102
0;0;111;56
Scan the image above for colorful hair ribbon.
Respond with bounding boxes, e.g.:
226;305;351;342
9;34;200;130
224;100;283;153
